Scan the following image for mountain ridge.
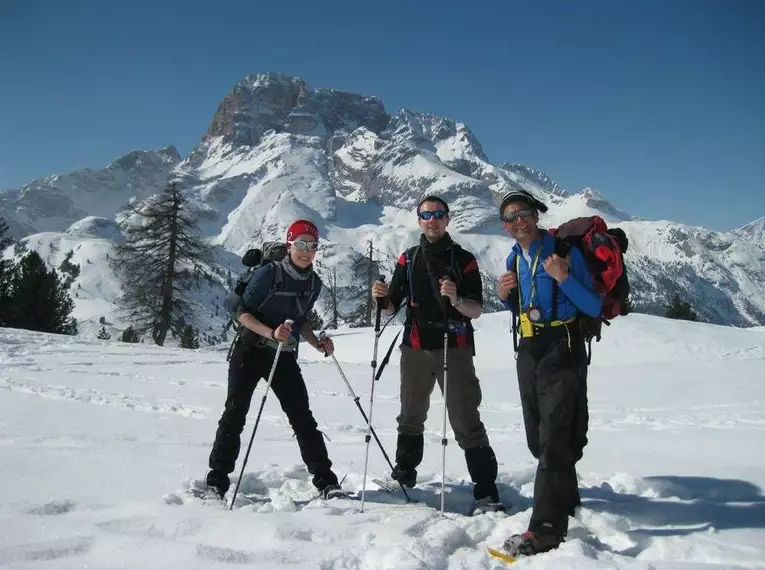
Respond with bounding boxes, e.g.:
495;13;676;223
2;72;763;337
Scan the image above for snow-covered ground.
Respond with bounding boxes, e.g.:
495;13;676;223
1;312;764;569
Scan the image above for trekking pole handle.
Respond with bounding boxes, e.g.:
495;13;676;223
278;319;294;343
318;330;330;357
440;275;451;315
375;275;388;310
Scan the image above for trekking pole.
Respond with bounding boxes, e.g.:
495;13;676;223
440;276;450;517
319;331;411;503
229;319;293;510
361;276;385;513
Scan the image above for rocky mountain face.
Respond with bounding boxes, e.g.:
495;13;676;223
2;72;763;336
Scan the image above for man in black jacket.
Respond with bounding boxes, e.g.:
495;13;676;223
372;196;504;515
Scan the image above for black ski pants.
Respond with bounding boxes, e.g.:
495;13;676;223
517;323;589;537
208;339;338;491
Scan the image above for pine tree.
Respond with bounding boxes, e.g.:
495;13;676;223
59;250;80;289
0;218;14;327
0;217;11;250
120;326;140;343
665;294;698;322
180;324;199;349
318;264;340;329
9;251;78;334
343;249;380;327
97;326;111;340
110;181;212;346
308;308;324;331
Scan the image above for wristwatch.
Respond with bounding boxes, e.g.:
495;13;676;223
453;296;464;308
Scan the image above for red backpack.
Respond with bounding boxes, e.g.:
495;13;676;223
549;216;631;355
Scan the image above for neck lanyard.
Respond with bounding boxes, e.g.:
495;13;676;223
516;245;543;310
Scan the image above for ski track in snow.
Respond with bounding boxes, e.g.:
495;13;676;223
1;316;764;569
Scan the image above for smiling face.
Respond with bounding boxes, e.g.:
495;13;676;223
288;233;318;269
417;200;450;242
501;201;540;247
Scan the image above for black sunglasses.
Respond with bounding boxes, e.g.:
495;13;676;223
418;210;448;221
501;209;534;223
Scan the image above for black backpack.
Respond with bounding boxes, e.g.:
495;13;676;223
224;241;318;333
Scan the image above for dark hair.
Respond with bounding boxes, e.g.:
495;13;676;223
417;195;449;215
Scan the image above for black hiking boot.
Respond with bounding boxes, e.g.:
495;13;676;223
501;530;564;557
320;484;349;500
205;470;230;500
391;465;417;488
470;496;506;516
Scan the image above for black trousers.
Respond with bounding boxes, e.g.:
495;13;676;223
517;324;589;537
208;339;338;491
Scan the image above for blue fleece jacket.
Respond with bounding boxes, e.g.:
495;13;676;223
501;232;602;320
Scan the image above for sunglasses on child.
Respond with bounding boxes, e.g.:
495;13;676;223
288;239;319;251
501;209;534;223
418;210;448;221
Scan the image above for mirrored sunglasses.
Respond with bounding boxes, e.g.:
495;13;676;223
289;239;319;251
418;210;448;221
501;209;534;223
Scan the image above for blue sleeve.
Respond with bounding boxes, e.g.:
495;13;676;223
241;263;276;312
501;252;517;312
559;247;602;317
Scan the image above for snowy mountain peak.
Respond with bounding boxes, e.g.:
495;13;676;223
733;216;765;245
202;73;388;148
500;163;568;198
388;109;489;165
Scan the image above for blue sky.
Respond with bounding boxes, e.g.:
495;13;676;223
1;0;763;231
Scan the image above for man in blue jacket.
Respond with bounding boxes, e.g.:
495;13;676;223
205;220;346;501
497;190;602;557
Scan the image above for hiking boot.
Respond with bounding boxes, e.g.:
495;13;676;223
320;484;349;500
205;470;230;500
391;465;417;488
501;530;564;557
470;496;506;516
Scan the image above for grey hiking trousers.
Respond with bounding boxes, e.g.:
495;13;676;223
397;344;490;450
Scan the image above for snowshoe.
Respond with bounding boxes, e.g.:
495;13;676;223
319;484;349;500
470;496;506;516
496;530;563;558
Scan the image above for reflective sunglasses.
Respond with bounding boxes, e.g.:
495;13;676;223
288;239;319;251
418;210;448;221
501;209;534;223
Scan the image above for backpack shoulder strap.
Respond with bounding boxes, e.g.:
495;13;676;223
551;237;572;321
256;261;282;312
554;236;572;258
405;246;419;304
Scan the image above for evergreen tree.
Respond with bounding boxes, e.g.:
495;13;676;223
180;324;199;349
9;251;78;334
110;181;212;346
0;217;11;250
97;326;111;340
317;263;340;329
665;294;698;322
308;308;324;331
0;218;13;327
59;250;80;289
120;326;140;343
342;250;379;327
